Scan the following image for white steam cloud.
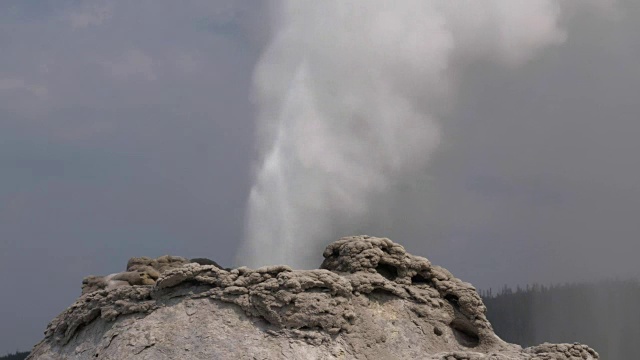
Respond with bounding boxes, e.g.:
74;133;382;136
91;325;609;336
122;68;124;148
239;1;567;268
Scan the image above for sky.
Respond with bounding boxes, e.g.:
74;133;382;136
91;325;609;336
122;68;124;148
1;0;640;354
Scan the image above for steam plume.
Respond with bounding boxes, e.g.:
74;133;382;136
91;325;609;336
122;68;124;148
239;1;567;268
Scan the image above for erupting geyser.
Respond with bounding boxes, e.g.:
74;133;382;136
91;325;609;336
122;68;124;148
238;1;568;268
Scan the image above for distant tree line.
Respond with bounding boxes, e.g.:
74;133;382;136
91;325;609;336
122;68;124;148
0;351;29;360
481;279;640;359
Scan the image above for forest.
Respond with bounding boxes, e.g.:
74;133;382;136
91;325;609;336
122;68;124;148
481;279;640;359
0;352;29;360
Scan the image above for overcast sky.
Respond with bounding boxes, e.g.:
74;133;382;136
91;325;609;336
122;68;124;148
1;0;640;354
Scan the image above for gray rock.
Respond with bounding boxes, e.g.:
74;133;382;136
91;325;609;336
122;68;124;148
27;236;599;359
80;255;189;295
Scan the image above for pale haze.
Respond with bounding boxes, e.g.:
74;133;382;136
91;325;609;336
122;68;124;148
240;0;569;268
1;0;639;355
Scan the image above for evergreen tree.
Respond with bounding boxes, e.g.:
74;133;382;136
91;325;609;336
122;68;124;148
482;279;640;359
0;351;29;360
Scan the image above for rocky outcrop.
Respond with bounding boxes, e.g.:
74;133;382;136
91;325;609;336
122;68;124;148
27;236;599;359
81;255;191;295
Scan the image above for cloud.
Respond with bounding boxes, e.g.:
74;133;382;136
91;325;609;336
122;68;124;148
101;49;157;81
175;53;200;73
66;2;113;29
0;77;48;98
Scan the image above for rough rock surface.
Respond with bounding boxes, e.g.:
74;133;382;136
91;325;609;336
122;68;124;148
81;255;191;295
27;236;599;360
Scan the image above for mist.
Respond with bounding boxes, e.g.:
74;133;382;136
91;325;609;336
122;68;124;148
239;1;570;268
482;280;640;358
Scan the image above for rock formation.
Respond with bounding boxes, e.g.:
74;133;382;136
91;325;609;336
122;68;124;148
27;236;599;359
80;255;191;295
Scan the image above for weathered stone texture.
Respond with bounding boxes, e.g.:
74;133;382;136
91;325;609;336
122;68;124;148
27;236;599;360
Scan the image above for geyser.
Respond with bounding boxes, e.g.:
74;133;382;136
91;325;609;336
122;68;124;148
238;1;569;268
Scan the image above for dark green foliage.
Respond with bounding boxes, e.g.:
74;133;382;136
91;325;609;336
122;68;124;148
481;279;640;359
0;351;29;360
